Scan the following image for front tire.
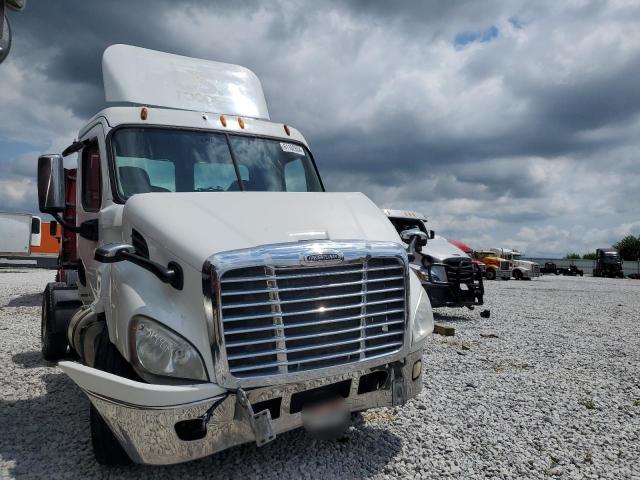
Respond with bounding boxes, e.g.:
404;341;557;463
90;331;137;465
485;269;496;281
41;283;68;361
513;270;523;281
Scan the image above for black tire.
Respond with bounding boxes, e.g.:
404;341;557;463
485;269;496;281
41;283;68;361
513;270;523;281
90;332;138;465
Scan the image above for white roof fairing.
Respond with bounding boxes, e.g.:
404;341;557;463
102;44;270;119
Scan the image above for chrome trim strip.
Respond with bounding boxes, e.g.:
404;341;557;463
225;319;405;347
223;297;405;322
222;286;404;309
223;308;405;335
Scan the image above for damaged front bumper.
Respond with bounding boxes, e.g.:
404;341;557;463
59;349;423;465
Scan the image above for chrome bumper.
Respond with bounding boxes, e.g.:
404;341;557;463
66;350;423;465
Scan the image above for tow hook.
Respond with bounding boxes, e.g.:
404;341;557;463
391;366;407;406
235;388;276;447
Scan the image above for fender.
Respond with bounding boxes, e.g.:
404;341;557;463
96;259;215;380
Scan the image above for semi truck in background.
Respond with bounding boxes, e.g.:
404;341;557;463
593;248;624;278
383;209;484;309
471;249;511;281
491;248;541;280
36;45;433;466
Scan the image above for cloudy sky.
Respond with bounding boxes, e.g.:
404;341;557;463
1;0;639;256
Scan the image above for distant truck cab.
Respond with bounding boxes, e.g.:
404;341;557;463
491;248;541;280
473;250;511;280
383;209;484;309
593;248;624;278
36;45;433;466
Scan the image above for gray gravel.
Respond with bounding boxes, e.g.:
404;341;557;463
1;269;639;479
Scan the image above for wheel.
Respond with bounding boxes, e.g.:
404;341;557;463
485;269;496;281
41;283;68;361
90;331;138;465
513;270;523;281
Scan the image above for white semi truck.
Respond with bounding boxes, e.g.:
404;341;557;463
491;248;541;280
382;209;484;309
37;45;434;466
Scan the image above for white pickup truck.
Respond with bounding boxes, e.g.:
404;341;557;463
36;45;433;466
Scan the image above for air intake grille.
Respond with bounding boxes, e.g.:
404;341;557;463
218;258;406;378
443;257;474;284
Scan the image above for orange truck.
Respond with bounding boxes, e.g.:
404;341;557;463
31;218;62;256
473;250;511;280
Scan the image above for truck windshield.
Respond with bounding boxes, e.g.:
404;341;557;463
110;128;323;199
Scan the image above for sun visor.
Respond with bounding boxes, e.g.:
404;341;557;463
102;44;270;119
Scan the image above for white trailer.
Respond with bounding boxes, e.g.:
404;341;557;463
0;212;35;255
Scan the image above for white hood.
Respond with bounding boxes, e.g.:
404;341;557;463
122;192;402;268
423;235;468;262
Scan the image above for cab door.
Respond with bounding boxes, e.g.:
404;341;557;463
76;124;106;300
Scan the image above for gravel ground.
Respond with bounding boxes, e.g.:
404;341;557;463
1;269;639;479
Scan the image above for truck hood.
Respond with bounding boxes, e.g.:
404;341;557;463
122;192;402;268
515;260;538;267
423;235;469;262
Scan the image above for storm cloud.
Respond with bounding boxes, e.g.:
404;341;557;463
1;0;639;256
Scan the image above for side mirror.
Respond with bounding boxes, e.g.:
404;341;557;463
1;1;26;65
0;10;11;65
37;154;65;213
94;243;135;263
400;228;428;246
400;228;429;260
429;230;435;240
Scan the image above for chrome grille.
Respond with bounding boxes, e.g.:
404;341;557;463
500;260;510;270
218;258;406;378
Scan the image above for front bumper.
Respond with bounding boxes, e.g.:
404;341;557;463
423;281;483;308
60;350;423;465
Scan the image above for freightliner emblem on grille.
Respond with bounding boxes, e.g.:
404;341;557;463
301;250;344;266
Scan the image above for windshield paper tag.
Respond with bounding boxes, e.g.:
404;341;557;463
280;142;305;155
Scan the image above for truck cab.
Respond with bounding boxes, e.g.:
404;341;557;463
491;248;540;280
473;250;511;280
36;45;433;466
593;248;624;278
382;209;484;309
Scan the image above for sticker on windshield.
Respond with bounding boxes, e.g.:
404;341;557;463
280;142;305;155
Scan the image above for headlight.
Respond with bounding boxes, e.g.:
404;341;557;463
429;265;447;283
131;316;207;381
412;289;433;346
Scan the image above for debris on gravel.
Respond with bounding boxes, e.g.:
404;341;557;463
1;270;638;479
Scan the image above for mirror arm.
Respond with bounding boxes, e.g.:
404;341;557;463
50;214;98;241
119;252;184;290
62;138;91;157
51;212;80;233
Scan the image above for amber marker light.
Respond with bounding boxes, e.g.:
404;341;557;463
238;117;245;129
219;115;227;127
140;107;148;120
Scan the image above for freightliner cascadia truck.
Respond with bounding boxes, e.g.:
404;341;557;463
36;45;434;466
